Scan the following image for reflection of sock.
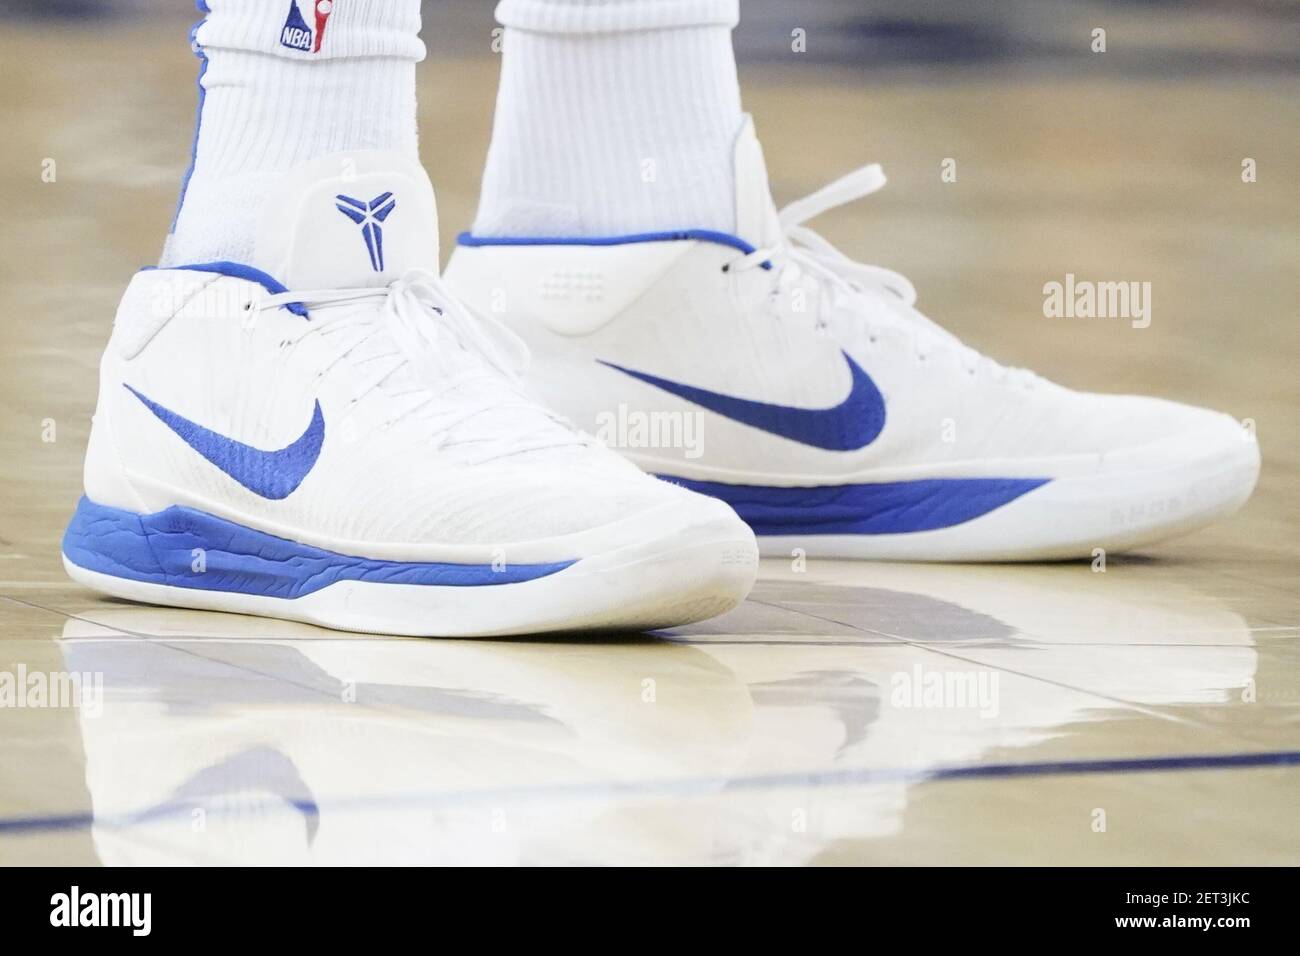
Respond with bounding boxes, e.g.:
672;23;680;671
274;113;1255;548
162;0;425;268
473;0;744;237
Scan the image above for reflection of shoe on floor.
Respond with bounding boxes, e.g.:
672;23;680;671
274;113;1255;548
699;566;1257;864
446;118;1260;560
62;151;757;637
58;613;754;865
767;560;1255;648
742;560;1258;713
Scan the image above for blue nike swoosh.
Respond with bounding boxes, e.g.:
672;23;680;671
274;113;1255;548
125;385;324;500
598;350;886;451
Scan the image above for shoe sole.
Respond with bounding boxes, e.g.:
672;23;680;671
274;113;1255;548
658;439;1261;561
62;498;758;637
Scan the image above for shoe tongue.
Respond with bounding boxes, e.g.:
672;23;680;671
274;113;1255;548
732;115;782;249
252;150;440;290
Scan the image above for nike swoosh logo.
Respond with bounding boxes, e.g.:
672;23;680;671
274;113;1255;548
598;350;886;451
125;385;324;500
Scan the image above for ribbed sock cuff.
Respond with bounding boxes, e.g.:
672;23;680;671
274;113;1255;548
495;0;738;34
195;0;425;60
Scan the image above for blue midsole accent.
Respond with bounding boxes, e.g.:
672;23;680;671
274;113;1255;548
656;476;1051;536
62;498;576;598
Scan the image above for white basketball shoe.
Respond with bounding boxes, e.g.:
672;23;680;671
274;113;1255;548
63;151;758;636
445;119;1260;560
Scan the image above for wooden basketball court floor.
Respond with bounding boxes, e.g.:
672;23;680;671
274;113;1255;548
0;22;1296;865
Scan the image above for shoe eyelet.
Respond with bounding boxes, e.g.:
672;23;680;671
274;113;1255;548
721;264;731;274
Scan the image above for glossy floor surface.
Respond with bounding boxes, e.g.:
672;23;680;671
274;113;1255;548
1;16;1298;865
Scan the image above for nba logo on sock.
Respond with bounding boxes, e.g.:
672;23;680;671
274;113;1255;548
280;0;334;54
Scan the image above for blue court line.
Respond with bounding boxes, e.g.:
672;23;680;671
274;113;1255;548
3;750;1297;835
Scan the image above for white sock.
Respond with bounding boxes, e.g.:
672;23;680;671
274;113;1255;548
472;0;744;238
161;0;425;268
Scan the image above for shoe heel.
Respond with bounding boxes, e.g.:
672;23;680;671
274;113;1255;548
63;496;171;584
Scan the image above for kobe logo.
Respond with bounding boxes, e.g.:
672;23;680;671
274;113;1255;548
335;193;397;272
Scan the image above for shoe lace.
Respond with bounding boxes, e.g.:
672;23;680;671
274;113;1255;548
726;164;1033;383
256;269;588;463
